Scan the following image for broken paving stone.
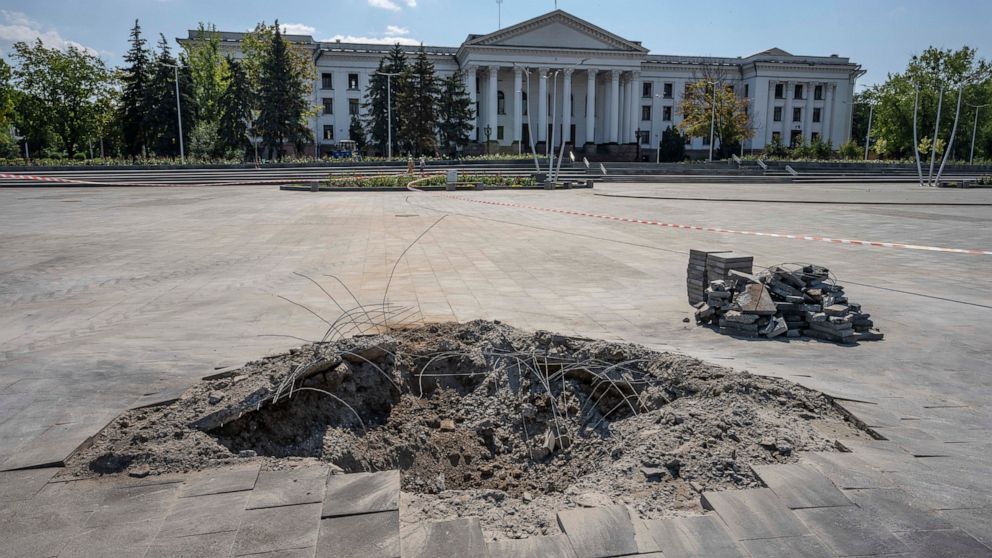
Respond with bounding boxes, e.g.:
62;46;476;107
724;310;759;324
439;419;456;432
207;391;225;405
737;284;777;316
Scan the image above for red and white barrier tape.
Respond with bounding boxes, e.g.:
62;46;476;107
0;172;319;188
438;193;992;257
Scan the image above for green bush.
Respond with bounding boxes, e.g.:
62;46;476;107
321;173;536;189
838;140;861;160
763;136;787;158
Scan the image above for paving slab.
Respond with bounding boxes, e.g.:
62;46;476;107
487;533;578;558
0;467;58;503
896;529;992;558
751;463;852;509
157;490;249;538
845;488;953;532
322;470;399;518
401;517;489;558
145;530;238;558
85;482;179;527
794;505;909;557
738;535;834;558
231;502;321;556
802;451;897;489
641;514;748;558
179;463;260;498
701;488;809;540
247;466;327;510
0;422;99;471
939;508;992;549
60;517;162;558
556;504;639;558
316;511;400;558
0;500;92;558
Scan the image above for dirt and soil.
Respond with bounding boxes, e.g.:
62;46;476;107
64;320;871;539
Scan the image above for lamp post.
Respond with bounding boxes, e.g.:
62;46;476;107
159;61;185;164
376;71;401;159
863;103;874;161
550;58;590;183
635;128;642;161
512;63;542;172
969;103;989;165
484;124;492;154
703;80;717;162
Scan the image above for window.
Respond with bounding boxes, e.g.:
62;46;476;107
772;131;781;143
811;132;820;142
321;73;333;90
522;92;528;116
663;106;673;121
637;130;650;145
642;82;652;98
702;134;711;146
814;85;823;100
349;98;359;116
727;84;735;94
773;107;783;122
794;84;803;100
813;108;821;123
348;73;359;90
790;130;802;147
774;83;784;99
571;95;574;117
641;105;651;121
322;98;333;115
497;91;505;115
663;82;673;99
497;126;504;140
744;84;750;98
793;107;802;122
323;125;333;141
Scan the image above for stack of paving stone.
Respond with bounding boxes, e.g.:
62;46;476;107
691;258;883;344
687;249;729;304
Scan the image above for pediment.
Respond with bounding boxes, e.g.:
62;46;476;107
466;10;647;53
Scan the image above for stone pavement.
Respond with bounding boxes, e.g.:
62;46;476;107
1;183;991;555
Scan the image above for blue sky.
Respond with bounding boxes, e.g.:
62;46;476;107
1;0;990;85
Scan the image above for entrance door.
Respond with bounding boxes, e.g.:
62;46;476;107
522;124;531;149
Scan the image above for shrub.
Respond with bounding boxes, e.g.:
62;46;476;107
763;136;787;158
838;140;861;160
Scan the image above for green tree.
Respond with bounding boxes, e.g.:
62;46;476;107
658;125;686;162
349;114;367;153
396;45;439;156
678;79;754;159
216;57;254;159
145;34;196;158
868;46;991;160
120;20;153;157
10;39;111;157
250;21;313;159
0;59;15;157
364;44;408;156
183;23;229;157
436;70;474;156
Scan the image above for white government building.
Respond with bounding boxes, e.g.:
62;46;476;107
185;10;864;159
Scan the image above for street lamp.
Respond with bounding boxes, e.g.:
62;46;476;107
484;124;492;154
635;128;642;161
550;58;590;183
968;103;989;165
375;71;401;159
512;63;542;172
707;81;717;162
159;61;185;165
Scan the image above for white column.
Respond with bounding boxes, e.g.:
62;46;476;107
608;70;621;143
585;69;597;145
804;82;815;142
487;65;499;144
538;67;549;144
561;68;574;146
824;83;835;144
766;80;777;145
513;68;523;146
621;75;631;142
630;72;641;144
465;66;478;141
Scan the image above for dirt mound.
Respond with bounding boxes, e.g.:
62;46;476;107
65;320;871;539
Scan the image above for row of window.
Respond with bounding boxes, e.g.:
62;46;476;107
321;98;361;116
772;106;823;123
321;73;361;91
774;83;826;101
772;130;824;147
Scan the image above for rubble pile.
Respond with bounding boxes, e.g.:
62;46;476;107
691;256;884;344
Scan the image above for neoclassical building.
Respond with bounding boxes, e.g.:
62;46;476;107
184;10;864;158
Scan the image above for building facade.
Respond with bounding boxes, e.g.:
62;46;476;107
184;10;864;158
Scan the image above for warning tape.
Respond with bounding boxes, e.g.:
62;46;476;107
436;193;992;257
0;172;320;188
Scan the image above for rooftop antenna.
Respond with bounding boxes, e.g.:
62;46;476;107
497;0;503;28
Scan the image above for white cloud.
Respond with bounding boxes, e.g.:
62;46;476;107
280;23;316;36
324;33;420;46
404;0;417;6
0;10;98;56
367;0;401;11
385;25;409;36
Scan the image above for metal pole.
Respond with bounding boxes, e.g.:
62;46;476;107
549;71;557;176
934;86;964;186
708;82;716;162
864;104;873;161
928;88;944;186
387;76;392;159
174;65;185;164
970;105;987;165
515;65;541;172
